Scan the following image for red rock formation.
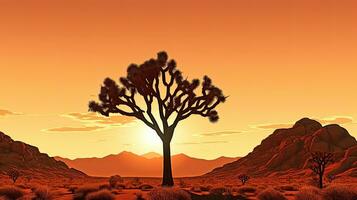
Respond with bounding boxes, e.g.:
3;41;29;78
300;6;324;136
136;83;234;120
206;118;357;179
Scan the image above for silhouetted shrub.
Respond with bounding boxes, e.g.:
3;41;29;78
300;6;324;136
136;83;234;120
322;185;357;200
85;189;115;200
295;186;322;200
148;188;191;200
33;186;54;200
178;179;187;188
257;188;287;200
108;175;123;188
0;185;24;200
237;174;249;185
73;185;99;200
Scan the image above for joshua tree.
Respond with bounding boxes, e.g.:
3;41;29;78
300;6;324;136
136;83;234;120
238;174;249;185
309;151;334;188
7;169;20;184
89;51;226;186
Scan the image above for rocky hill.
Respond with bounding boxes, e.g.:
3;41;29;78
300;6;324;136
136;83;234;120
0;131;86;179
206;118;357;178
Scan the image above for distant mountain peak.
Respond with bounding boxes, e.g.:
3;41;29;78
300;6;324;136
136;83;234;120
141;152;161;159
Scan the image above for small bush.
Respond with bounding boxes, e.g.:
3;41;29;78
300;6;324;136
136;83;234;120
33;186;54;200
149;188;191;200
108;175;123;188
85;189;115;200
73;185;99;200
322;185;357;200
257;188;287;200
0;186;24;200
295;186;322;200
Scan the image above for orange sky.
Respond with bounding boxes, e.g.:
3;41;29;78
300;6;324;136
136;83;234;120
0;0;356;159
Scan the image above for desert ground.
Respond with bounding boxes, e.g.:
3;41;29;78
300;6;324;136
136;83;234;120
1;174;356;200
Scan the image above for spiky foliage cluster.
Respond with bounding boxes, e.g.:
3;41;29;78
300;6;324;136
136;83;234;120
89;51;226;141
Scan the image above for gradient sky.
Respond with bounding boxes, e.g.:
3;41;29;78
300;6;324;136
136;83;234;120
0;0;356;159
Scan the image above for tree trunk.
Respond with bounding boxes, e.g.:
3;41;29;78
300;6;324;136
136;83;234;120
162;141;174;186
319;173;323;188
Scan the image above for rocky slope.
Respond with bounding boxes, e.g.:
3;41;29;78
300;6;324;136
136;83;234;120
0;131;86;179
206;118;357;178
55;151;238;177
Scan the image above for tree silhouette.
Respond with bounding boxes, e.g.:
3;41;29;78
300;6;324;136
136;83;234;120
238;174;249;185
89;51;226;186
309;151;334;188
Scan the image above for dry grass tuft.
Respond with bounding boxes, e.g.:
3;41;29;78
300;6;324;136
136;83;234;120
0;185;24;200
73;185;99;200
257;188;287;200
322;185;357;200
33;186;55;200
295;186;322;200
85;189;115;200
148;187;191;200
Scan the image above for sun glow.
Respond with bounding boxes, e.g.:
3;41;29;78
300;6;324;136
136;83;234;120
140;127;163;153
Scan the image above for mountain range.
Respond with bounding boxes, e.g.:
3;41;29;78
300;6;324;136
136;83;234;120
0;131;86;179
55;152;238;177
206;118;357;179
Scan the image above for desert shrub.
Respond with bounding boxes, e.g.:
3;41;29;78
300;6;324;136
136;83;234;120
237;174;249;185
148;188;191;200
237;186;256;194
108;175;123;188
73;185;99;200
139;184;154;191
0;185;24;200
33;186;54;200
85;189;115;200
257;188;287;200
280;185;298;191
295;186;322;200
322;185;357;200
